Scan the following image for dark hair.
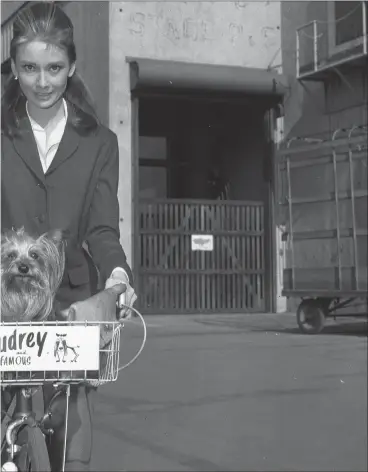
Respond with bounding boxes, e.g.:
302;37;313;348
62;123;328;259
1;1;99;137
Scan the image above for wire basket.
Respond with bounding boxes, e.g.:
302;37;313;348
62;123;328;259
0;320;123;387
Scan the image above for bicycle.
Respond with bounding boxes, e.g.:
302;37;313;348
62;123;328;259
1;301;146;472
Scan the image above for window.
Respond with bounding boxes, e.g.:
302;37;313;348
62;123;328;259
139;136;168;199
139;136;167;162
139;166;167;199
328;1;367;55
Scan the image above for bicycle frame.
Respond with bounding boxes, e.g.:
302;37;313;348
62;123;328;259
1;308;146;472
2;383;70;472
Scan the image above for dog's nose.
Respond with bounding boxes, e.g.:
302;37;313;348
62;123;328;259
18;264;29;275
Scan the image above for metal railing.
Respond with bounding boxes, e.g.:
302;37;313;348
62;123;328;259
296;1;367;79
2;18;14;64
276;125;368;294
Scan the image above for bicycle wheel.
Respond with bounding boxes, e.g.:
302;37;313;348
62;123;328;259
14;426;51;472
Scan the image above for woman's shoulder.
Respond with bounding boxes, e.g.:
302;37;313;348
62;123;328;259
67;102;118;146
75;120;119;151
93;123;118;145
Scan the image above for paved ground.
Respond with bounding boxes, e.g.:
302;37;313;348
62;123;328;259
91;313;367;472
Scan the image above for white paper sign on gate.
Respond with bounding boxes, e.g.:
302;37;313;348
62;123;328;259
191;234;214;251
0;325;100;372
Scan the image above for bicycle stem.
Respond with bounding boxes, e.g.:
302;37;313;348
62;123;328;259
13;388;33;419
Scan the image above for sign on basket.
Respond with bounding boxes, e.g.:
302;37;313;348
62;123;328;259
0;325;100;372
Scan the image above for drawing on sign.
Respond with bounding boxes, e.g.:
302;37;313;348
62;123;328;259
193;237;210;247
191;234;214;251
54;333;80;363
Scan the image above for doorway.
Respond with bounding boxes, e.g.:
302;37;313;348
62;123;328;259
132;94;277;314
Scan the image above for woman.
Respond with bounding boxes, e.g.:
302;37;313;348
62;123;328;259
1;2;137;470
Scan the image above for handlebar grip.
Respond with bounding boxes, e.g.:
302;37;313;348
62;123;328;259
118;291;126;308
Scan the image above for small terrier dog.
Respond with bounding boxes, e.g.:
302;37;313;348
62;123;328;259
1;228;65;322
1;228;124;384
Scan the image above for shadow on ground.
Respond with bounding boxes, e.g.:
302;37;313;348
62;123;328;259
252;320;368;338
194;315;367;338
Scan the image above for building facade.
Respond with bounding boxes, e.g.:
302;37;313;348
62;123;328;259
279;1;367;313
2;1;290;314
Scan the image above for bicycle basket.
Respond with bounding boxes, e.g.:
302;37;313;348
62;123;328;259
0;321;122;387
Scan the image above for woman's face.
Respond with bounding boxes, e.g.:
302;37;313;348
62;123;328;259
11;40;75;111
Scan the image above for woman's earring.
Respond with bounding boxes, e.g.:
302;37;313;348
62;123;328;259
14;76;18;80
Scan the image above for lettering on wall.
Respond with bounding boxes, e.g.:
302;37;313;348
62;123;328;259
200;20;212;42
183;18;199;41
129;12;146;35
261;26;276;38
164;18;181;42
126;8;277;49
183;18;212;42
128;11;213;43
229;23;244;44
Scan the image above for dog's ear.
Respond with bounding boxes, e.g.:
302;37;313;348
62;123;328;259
1;228;17;245
1;233;8;246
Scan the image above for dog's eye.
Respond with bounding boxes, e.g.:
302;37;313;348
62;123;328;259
30;252;39;260
7;251;17;260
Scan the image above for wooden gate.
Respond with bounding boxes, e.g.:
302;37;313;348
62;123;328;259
136;199;265;314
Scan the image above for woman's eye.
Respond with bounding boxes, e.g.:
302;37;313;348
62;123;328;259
49;65;61;73
23;64;35;72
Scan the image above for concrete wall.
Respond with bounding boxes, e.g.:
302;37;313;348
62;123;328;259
109;1;282;267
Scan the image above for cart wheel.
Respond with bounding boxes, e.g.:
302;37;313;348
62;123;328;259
296;299;325;334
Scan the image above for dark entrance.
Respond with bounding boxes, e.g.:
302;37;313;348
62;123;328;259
130;59;287;314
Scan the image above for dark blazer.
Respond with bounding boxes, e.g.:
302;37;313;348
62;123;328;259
1;101;133;309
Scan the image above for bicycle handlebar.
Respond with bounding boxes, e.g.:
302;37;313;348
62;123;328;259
0;286;147;387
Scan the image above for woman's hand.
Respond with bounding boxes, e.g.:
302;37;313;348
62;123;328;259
105;268;137;319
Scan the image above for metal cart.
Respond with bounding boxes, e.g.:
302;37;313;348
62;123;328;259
277;126;368;334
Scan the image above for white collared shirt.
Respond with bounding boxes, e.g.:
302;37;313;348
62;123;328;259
26;98;68;174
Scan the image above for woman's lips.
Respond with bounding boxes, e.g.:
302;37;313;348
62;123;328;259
35;92;52;100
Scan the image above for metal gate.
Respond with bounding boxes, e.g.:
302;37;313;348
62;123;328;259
136;199;265;314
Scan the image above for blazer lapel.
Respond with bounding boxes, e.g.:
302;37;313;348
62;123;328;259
13;117;45;183
46;119;80;175
12;101;80;178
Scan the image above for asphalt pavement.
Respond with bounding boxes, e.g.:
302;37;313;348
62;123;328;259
91;312;367;472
